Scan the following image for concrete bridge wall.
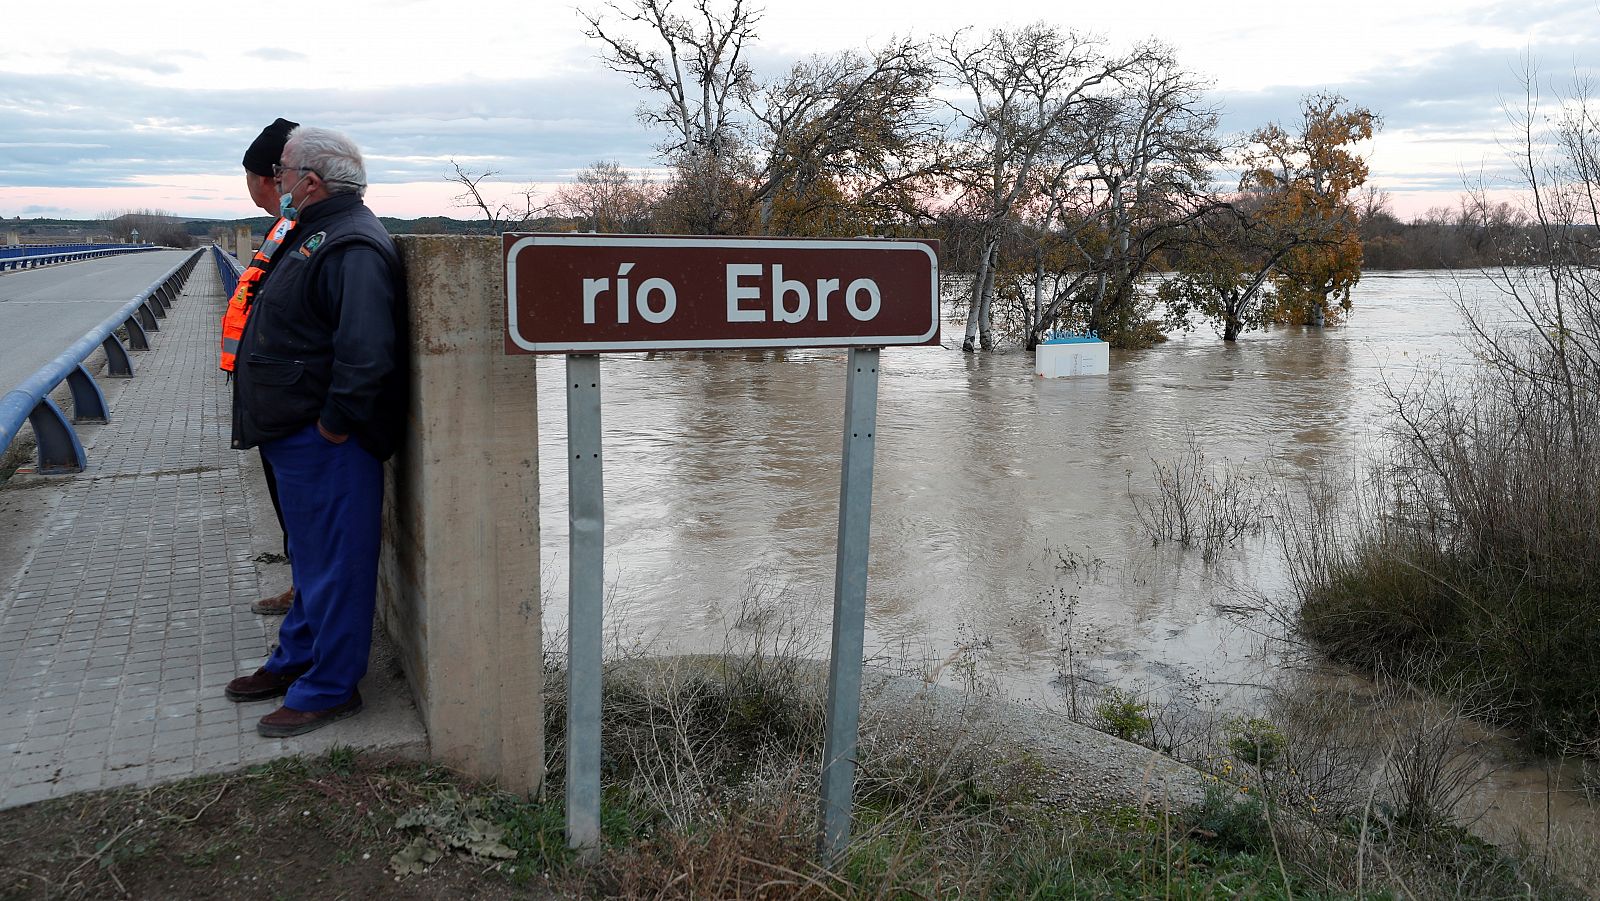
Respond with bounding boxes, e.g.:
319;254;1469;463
379;235;543;793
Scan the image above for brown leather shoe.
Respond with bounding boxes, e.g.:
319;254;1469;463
225;667;300;702
256;691;364;738
251;587;294;616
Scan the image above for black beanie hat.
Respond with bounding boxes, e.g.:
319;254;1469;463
242;118;299;177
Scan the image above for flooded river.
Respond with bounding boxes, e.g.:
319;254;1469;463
533;270;1478;690
529;269;1597;851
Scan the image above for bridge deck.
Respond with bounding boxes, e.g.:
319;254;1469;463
0;260;424;809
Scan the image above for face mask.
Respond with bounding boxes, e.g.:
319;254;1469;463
278;172;309;221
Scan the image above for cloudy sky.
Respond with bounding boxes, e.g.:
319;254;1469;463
1;0;1595;222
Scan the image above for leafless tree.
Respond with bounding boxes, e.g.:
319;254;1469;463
447;161;548;233
1466;61;1600;447
1356;185;1393;224
938;24;1127;352
103;208;195;247
582;0;759;233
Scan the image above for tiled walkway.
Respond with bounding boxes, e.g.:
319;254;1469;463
0;256;424;810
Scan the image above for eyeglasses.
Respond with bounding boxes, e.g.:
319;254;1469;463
271;164;320;180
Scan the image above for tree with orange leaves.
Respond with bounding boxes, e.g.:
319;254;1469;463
1160;94;1378;342
1240;93;1380;327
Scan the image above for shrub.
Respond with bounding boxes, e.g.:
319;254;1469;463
1225;716;1287;769
1094;688;1154;743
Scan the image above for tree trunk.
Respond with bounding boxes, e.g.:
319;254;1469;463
1027;261;1046;349
978;260;997;350
758;193;775;233
962;241;993;353
1088;266;1109;335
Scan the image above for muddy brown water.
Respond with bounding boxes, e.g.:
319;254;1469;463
528;270;1597;850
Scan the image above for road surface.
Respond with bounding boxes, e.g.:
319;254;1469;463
0;250;194;390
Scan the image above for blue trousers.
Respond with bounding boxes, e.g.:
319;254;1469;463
260;423;382;711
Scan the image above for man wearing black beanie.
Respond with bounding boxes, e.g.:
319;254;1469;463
241;117;298;215
225;117;300;617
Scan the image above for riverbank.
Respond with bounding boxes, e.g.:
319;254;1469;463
0;656;1579;899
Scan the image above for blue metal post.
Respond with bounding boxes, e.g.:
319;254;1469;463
65;364;109;422
101;334;134;377
27;398;86;474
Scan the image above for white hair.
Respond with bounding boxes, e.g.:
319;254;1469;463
283;126;368;197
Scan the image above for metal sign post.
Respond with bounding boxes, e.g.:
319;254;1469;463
818;347;880;862
505;234;937;857
565;353;604;849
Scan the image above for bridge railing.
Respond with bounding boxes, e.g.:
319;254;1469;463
0;242;141;259
0;245;158;271
212;242;244;299
0;248;204;474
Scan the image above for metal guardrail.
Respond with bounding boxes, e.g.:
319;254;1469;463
211;242;244;298
0;248;204;474
0;245;158;271
0;242;139;259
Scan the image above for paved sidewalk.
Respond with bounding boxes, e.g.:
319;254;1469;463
0;257;426;810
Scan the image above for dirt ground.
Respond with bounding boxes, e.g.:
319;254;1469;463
0;752;555;901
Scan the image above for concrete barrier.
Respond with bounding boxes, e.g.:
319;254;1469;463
381;235;544;794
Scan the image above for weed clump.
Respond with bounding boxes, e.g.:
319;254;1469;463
1130;432;1269;558
1095;687;1154;743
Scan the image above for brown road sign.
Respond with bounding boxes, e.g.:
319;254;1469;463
505;234;940;354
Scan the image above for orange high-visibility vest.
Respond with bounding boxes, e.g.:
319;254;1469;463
219;217;295;372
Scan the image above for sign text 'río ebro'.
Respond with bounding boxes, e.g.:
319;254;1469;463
504;234;940;354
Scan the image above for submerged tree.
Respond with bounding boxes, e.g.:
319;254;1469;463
1073;42;1224;344
1239;93;1379;327
749;39;946;235
582;0;946;237
1158;200;1311;341
1158;93;1378;341
939;24;1128;352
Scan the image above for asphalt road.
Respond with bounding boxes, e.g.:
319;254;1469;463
0;250;194;391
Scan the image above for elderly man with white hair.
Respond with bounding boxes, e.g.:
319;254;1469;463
223;126;408;737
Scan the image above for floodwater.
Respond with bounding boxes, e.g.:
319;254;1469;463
530;270;1597;848
532;269;1479;686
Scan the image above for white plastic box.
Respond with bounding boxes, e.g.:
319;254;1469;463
1034;336;1109;378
